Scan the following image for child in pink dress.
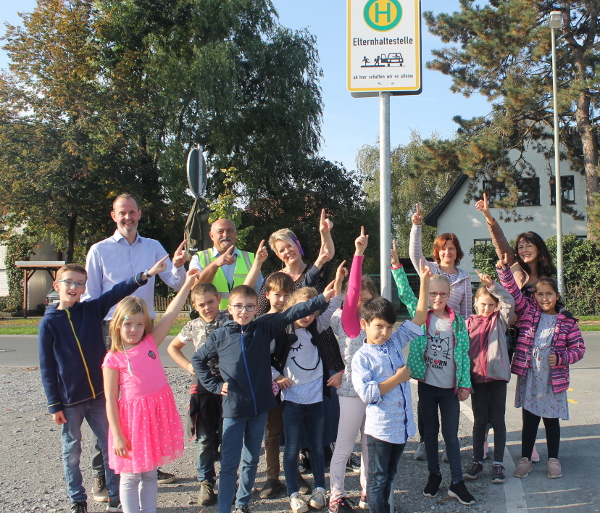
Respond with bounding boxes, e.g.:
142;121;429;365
103;269;199;513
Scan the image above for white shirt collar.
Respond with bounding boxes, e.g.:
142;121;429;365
112;229;142;245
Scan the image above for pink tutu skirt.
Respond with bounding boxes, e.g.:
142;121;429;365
108;384;184;474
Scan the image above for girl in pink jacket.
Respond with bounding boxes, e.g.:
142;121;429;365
497;258;585;481
463;272;514;485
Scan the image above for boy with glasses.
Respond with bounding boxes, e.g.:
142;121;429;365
39;260;166;513
192;284;335;513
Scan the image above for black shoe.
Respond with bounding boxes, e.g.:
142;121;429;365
463;461;483;480
259;478;284;499
492;463;506;484
423;473;442;498
198;481;217;506
71;502;87;513
156;468;176;484
234;506;252;513
448;480;476;505
346;453;361;473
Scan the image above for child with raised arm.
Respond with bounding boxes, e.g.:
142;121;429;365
329;227;378;512
102;269;199;513
38;258;167;513
167;241;267;507
406;263;475;505
497;255;585;480
350;265;429;513
280;273;344;513
192;284;336;513
463;271;514;484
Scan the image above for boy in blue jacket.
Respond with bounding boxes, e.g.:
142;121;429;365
39;259;165;513
192;284;335;513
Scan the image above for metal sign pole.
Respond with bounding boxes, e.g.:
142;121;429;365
380;92;392;300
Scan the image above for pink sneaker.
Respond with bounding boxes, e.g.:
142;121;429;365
547;458;562;479
531;445;540;463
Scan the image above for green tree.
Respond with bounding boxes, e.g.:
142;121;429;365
0;0;121;262
356;131;459;260
1;0;329;263
420;1;599;235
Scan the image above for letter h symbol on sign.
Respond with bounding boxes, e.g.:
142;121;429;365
375;1;392;23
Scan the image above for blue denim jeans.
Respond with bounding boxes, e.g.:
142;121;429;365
61;396;119;503
418;381;462;483
283;400;325;495
366;435;405;513
218;412;268;513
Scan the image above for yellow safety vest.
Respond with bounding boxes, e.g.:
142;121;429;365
198;249;255;309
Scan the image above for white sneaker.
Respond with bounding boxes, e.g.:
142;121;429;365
290;492;309;513
309;487;327;510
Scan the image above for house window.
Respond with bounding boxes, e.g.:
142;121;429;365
550;175;575;205
474;238;492;246
483;178;540;207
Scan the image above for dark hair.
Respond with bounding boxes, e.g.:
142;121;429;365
56;263;87;281
191;282;219;300
229;285;258;302
432;233;464;265
514;232;556;278
534;277;560;296
361;297;397;325
265;272;294;294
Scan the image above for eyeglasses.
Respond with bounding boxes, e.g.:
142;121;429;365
231;304;256;312
58;279;86;289
429;292;449;298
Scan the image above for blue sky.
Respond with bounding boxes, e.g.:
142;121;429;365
0;0;492;171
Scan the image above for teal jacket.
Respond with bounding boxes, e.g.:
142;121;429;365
392;266;471;391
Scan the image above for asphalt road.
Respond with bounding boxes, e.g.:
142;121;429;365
1;333;598;513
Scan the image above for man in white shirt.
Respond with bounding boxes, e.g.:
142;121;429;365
189;218;263;308
82;193;186;498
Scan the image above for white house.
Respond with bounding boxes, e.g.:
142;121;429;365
423;148;588;275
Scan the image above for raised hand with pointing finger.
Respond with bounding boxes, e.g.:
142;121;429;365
355;226;368;256
411;203;423;225
172;240;188;268
475;192;495;224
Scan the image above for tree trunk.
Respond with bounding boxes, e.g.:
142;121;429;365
66;213;77;263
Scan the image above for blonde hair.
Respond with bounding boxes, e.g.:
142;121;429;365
268;228;301;253
430;274;451;291
109;296;153;352
56;263;87;281
286;286;318;315
473;285;499;314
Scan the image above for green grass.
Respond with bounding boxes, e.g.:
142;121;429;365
0;326;39;335
0;322;188;336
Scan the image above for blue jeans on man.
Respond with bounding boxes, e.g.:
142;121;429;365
366;435;405;513
218;411;268;513
283;400;325;495
61;396;119;503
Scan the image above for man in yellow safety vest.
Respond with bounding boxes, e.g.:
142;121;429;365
189;218;263;309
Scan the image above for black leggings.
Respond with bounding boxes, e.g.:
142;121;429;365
522;408;560;460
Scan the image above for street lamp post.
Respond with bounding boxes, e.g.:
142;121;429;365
549;10;564;295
